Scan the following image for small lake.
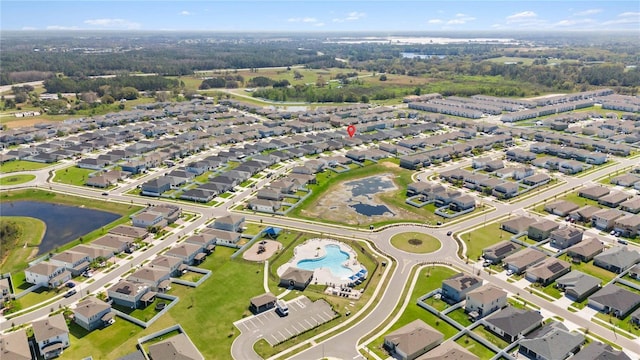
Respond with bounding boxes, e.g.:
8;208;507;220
1;201;120;255
346;175;396;199
350;203;394;216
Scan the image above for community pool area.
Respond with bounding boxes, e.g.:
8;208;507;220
297;244;353;279
278;238;366;286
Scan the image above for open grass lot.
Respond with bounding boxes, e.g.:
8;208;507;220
0;174;35;185
0;160;54;173
390;232;441;253
0;216;46;274
53;166;96;186
366;266;458;358
455;334;498;359
472;325;510;349
557;253;615;282
289;160;450;228
460;221;510;260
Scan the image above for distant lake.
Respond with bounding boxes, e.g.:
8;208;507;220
1;201;120;255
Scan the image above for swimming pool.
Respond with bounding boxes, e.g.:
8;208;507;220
297;244;355;279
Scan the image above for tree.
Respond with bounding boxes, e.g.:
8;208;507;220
3;98;15;109
293;70;304;80
379;74;388;81
118;87;139;100
80;91;99;104
101;94;115;104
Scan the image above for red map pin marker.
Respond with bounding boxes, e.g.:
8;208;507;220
347;125;356;138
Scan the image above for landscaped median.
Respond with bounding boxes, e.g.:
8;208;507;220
390;232;441;254
0;174;36;186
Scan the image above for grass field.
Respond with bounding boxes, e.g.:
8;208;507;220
0;160;53;173
366;266;458;358
460;221;510;260
0;174;35;185
557;253;615;282
455;334;497;359
0;216;46;274
390;232;441;253
53;166;96;186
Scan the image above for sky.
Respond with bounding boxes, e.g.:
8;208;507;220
1;0;638;32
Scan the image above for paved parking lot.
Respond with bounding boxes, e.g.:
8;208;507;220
235;296;336;345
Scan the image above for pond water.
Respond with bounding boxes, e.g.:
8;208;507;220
1;201;120;255
350;203;394;216
346;175;396;199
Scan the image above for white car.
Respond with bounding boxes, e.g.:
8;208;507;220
506;270;514;276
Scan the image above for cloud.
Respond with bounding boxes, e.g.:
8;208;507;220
447;13;475;25
428;19;443;24
553;18;596;27
180;11;191;16
21;26;37;30
84;18;141;30
333;11;365;23
46;25;80;30
618;12;640;17
314;22;325;27
506;11;537;23
287;17;319;23
574;9;602;16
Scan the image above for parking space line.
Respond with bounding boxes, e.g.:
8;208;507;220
304;319;313;328
292;323;303;333
285;327;294;337
254;316;264;325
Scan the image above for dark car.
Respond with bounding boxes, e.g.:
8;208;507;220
66;282;76;288
102;192;109;196
64;290;77;298
446;231;452;236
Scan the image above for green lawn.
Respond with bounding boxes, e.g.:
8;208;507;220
390;232;441;253
0;174;35;185
460;221;511;260
557;254;615;282
447;307;474;328
113;297;166;322
0;216;46;274
455;334;498;359
472;325;510;349
593;312;640;337
53;166;97;186
0;160;54;173
366;267;458;358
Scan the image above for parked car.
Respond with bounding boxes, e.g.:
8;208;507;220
65;282;76;288
506;269;514;276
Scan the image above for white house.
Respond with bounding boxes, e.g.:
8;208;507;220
33;313;70;359
25;261;70;288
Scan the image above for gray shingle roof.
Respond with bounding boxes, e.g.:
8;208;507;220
520;322;584;360
484;306;542;338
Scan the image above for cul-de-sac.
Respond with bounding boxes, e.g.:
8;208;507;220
1;2;640;359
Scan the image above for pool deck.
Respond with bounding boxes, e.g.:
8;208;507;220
277;238;365;286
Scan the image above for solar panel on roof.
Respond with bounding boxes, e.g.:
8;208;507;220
547;262;565;273
495;244;515;257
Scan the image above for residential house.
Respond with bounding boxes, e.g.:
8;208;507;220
185;233;217;253
32;314;70;360
501;216;536;235
525;258;571;286
503;248;547;275
572;342;631;360
591;209;625;231
566;237;604;262
109;225;148;239
72;244;114;261
492;182;519;199
0;278;10;309
519;322;584;360
128;267;172;292
614;215;640;238
579;186;610;201
527;219;560;241
132;211;165;229
0;329;31;360
383;319;443;360
450;195;475;211
74;297;113;331
484;306;542;342
165;243;204;265
593;246;640;274
464;285;507;319
512;167;535;180
248;198;282;213
483;241;522;264
180;188;216;203
569;205;601;223
25;261;70;288
212;214;245;232
201;228;242;247
441;273;482;303
150;255;184;276
588;284;640;318
555;271;601;302
610;174;640;187
147;332;205;360
522;173;551;187
279;267;313;290
544;200;579;217
50;250;91;276
598;191;631;208
107;280;152;309
249;293;277;314
632;307;640;326
92;234;132;254
549;227;583;249
419;342;478;360
141;177;172;196
620;197;640;214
